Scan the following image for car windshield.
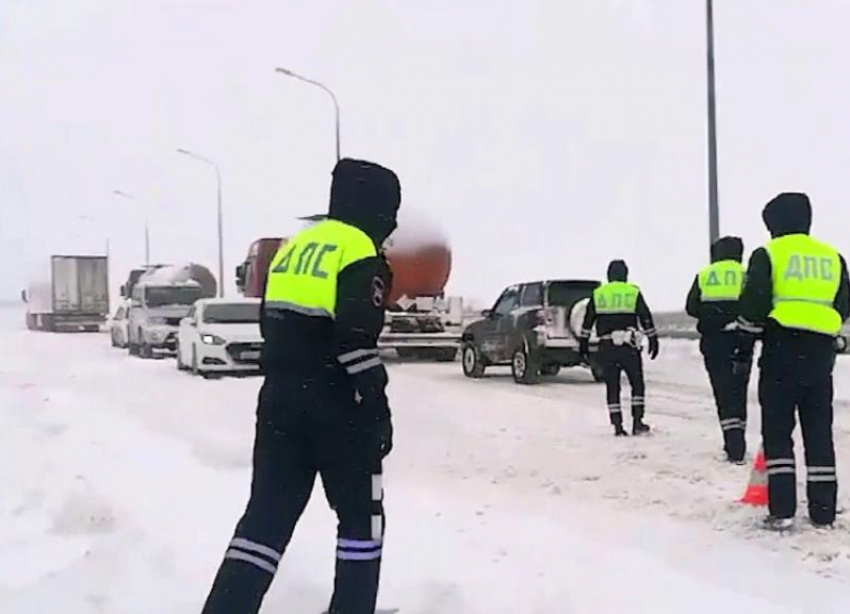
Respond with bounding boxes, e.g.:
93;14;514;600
144;286;204;307
203;303;260;324
546;281;599;307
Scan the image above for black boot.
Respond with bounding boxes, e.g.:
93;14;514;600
614;424;628;437
632;419;650;435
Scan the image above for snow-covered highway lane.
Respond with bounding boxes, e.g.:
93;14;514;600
2;306;850;614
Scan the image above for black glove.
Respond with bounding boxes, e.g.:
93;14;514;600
579;338;590;361
648;335;659;360
375;415;393;459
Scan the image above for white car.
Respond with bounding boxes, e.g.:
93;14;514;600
109;301;130;348
176;298;263;377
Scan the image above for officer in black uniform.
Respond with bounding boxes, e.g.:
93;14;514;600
739;193;850;530
686;236;753;463
201;159;401;614
579;259;659;436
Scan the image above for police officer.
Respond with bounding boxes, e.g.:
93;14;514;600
580;260;659;436
201;159;401;614
739;193;849;530
686;236;753;463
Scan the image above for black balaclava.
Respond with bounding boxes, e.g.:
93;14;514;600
762;192;812;238
607;259;629;282
710;236;744;263
328;158;401;245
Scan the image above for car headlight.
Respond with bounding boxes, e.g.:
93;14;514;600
201;333;227;346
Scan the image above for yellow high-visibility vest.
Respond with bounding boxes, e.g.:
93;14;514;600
765;234;841;335
264;219;377;318
594;281;640;315
698;260;744;302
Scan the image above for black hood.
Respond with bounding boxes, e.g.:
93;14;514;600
607;259;629;282
328;158;401;245
762;192;812;238
710;236;744;263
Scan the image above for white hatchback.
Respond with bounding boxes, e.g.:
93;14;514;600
176;298;263;377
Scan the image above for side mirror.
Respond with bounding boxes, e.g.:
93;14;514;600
180;317;194;327
480;309;493;318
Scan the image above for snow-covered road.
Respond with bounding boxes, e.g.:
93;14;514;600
2;305;850;613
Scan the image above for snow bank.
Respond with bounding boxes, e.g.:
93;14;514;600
3;315;850;613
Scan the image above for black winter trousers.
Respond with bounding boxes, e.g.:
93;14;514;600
202;374;385;614
759;334;838;525
701;334;752;462
599;343;645;426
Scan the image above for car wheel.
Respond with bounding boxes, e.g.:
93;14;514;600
462;343;486;378
176;342;187;371
191;345;201;376
512;346;539;385
540;364;561;377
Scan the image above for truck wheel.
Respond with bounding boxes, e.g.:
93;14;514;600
540;364;561;377
462;343;486;378
512;346;540;385
590;360;606;383
396;347;417;360
433;348;458;362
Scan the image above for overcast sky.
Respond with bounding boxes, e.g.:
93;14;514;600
2;0;849;309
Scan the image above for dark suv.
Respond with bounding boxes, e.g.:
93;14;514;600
461;280;604;384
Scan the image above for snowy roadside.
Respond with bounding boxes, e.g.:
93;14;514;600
2;311;850;613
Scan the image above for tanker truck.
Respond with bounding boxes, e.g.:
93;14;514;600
235;210;463;361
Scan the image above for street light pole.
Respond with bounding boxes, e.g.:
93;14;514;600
275;67;341;162
706;0;720;248
176;148;225;297
113;189;149;266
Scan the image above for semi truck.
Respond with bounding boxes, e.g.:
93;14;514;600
23;255;110;332
235;210;463;360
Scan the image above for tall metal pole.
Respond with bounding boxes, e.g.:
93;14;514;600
275;67;341;162
706;0;720;247
176;148;225;297
113;190;149;266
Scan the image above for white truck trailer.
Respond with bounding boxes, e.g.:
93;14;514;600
23;255;110;332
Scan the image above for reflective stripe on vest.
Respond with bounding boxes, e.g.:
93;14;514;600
264;219;377;319
765;234;841;335
594;281;639;315
698;260;744;302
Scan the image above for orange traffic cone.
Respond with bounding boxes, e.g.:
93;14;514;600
740;445;768;506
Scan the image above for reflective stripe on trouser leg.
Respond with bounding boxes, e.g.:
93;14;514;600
631;395;645;420
329;473;385;614
607;404;622;426
224;537;282;574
